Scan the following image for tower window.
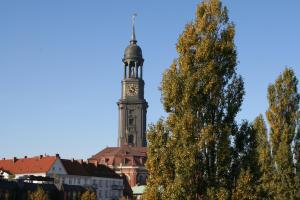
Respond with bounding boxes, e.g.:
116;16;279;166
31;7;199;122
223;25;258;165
129;118;134;126
128;135;134;144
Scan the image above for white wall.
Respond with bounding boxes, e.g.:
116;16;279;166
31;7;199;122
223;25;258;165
47;159;67;175
55;174;123;200
0;171;12;179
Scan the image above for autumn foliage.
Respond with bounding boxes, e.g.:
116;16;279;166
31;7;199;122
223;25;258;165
143;0;300;200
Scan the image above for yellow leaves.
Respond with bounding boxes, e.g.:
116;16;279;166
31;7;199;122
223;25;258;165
81;190;97;200
264;68;300;199
28;187;49;200
145;1;244;199
232;169;258;200
176;23;197;55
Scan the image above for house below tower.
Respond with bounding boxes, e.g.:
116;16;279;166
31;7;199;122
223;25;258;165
88;146;147;187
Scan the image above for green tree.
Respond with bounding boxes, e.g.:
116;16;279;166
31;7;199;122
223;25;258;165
81;190;97;200
232;169;258;200
231;121;259;198
28;187;48;200
143;120;173;200
295;127;300;177
253;115;274;199
266;68;300;199
233;121;259;176
143;0;244;199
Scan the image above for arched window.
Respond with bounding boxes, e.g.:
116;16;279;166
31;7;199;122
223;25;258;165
128;135;134;145
137;174;146;185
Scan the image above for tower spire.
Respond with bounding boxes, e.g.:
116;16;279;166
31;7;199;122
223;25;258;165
131;13;137;43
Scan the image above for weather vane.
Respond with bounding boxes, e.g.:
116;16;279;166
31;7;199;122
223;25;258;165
132;13;138;27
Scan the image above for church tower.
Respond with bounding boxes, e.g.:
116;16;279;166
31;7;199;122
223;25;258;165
117;15;148;147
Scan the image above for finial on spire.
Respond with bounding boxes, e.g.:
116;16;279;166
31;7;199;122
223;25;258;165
131;13;138;42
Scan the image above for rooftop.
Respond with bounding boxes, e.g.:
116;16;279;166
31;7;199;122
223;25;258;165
0;155;59;174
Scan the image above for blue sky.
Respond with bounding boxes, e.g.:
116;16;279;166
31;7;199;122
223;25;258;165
1;1;299;159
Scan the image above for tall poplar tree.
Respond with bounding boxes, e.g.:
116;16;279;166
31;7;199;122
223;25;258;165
143;120;174;200
234;121;259;178
295;128;300;177
295;128;300;198
253;115;274;199
266;68;300;199
231;121;259;199
232;169;258;200
144;0;244;199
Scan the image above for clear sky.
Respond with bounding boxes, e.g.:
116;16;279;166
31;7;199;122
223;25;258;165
1;1;299;159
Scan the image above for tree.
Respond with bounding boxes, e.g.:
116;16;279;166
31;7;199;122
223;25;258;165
143;120;174;200
294;127;300;199
230;121;259;199
81;190;97;200
232;169;258;200
233;121;259;176
295;127;300;181
253;115;274;199
266;68;300;199
143;0;244;199
28;187;48;200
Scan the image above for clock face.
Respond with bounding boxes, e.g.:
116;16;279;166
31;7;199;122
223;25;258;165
126;84;138;96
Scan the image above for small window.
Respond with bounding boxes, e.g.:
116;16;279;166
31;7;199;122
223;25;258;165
124;158;130;165
128;135;134;144
129;118;134;125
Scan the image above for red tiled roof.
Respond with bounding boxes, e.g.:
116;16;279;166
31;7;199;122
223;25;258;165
88;146;147;167
91;146;147;158
0;155;121;179
0;156;58;174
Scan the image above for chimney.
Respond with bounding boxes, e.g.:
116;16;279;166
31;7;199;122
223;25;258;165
2;158;5;160
72;158;75;163
24;156;27;159
55;154;60;158
39;155;43;159
13;157;17;163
